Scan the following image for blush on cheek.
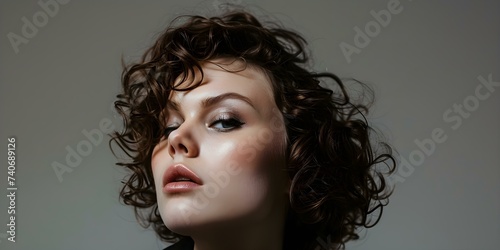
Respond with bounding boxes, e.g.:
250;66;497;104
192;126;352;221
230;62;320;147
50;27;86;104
236;140;257;163
221;139;285;219
233;127;285;164
226;166;280;222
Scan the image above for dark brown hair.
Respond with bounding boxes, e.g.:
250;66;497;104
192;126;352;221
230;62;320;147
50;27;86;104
111;9;396;250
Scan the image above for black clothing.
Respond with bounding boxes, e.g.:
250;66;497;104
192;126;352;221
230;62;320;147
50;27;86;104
163;237;194;250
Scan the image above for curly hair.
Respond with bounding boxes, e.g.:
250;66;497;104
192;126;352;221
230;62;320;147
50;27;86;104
110;9;396;250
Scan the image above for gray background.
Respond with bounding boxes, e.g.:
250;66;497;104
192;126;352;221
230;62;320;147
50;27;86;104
1;0;499;249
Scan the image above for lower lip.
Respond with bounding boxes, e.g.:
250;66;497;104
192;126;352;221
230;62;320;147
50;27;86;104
163;181;201;194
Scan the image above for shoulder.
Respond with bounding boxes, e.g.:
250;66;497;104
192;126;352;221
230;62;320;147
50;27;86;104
163;237;194;250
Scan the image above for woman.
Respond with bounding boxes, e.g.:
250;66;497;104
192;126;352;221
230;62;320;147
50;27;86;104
111;9;396;250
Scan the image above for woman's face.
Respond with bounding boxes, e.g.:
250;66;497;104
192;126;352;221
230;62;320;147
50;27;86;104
151;59;289;235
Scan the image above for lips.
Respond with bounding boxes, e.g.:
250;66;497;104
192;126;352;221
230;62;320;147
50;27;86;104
162;164;203;194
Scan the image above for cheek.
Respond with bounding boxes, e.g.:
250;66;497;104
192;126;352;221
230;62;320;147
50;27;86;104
151;141;169;190
201;129;285;216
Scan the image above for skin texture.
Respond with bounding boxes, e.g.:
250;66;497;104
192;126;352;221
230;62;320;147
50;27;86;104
151;59;290;250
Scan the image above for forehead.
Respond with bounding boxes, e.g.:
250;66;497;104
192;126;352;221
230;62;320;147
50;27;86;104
169;59;275;107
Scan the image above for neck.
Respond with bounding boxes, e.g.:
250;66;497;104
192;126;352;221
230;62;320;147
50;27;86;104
191;204;287;250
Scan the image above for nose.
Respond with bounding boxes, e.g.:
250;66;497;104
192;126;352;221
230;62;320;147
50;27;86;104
167;123;199;158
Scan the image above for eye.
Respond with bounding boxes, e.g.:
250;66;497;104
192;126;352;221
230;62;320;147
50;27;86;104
164;125;179;138
210;115;245;132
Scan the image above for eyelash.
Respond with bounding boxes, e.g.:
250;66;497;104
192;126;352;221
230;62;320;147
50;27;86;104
163;126;178;137
163;114;245;136
210;114;245;132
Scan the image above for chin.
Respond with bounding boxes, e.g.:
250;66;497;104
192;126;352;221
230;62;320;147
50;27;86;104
159;199;221;235
162;212;217;236
160;199;199;231
160;198;259;235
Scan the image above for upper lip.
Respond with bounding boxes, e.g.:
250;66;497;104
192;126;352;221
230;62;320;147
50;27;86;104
163;164;203;186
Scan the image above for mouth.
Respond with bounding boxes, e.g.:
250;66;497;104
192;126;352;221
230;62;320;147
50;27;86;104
162;164;203;194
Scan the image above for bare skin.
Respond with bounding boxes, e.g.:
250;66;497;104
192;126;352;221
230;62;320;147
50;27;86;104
151;59;290;250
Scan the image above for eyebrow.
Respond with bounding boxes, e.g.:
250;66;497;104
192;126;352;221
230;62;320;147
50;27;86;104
167;92;255;112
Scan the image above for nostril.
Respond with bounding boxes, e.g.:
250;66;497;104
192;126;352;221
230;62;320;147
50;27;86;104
180;144;188;153
169;143;189;156
168;143;176;157
167;129;198;157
